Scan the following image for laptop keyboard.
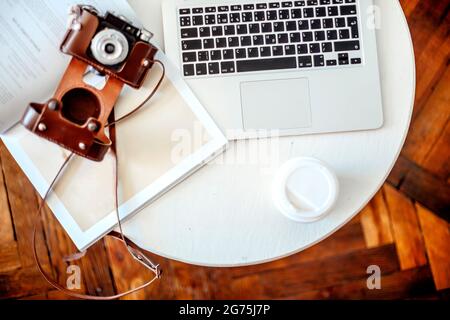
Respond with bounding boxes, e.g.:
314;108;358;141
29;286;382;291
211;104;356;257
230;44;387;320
177;0;363;77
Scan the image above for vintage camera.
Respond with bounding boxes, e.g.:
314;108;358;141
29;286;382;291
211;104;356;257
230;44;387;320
21;5;158;161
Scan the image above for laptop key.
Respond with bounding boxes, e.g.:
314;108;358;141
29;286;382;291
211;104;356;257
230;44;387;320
335;40;360;51
221;61;235;73
260;46;272;57
253;35;264;45
237;57;297;72
285;45;296;55
298;55;313;68
313;54;325;67
193;16;203;26
212;26;223;36
328;6;339;16
228;37;240;47
248;47;259;58
241;36;252;46
262;23;273;33
237;24;248;34
278;33;289;43
203;38;214;49
351;58;362;64
338;53;349;65
286;21;297;31
326;59;337;66
255;11;266;21
183;64;195;77
265;34;277;44
223;49;234;60
235;48;247;59
183;52;197;63
181;28;198;39
335;17;346;27
340;5;357;15
180;16;191;27
242;12;253;22
290;32;301;43
302;32;313;42
339;29;350;39
199;27;211;37
249;24;260;33
327;30;338;40
303;8;314;18
310;19;321;29
205;15;216;24
182;40;202;50
298;20;309;30
309;43;321;53
196;63;207;75
322;42;333;52
272;46;284;56
216;37;227;48
210;50;222;60
198;51;209;61
297;44;308;54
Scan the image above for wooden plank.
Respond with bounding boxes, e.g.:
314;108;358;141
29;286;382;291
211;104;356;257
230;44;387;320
403;66;450;164
360;188;394;248
106;237;213;299
229;222;366;279
422;119;450;180
286;266;435;300
0;266;52;299
77;240;116;297
400;163;450;222
417;204;450;290
39;204;89;293
384;184;428;270
0;143;51;272
0;147;15;245
227;245;399;299
387;155;415;188
0;243;21;273
399;0;421;17
405;1;450;117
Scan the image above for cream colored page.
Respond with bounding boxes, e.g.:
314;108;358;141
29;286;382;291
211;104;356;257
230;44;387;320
115;66;211;203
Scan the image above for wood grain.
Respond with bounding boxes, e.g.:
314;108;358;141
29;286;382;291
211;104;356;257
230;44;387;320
384;184;427;270
360;189;394;248
417;204;450;291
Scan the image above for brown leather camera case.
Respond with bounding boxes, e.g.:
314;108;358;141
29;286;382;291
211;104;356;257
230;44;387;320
21;8;158;161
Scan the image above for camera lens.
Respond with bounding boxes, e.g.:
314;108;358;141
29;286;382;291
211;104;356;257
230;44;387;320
90;29;129;66
105;43;116;54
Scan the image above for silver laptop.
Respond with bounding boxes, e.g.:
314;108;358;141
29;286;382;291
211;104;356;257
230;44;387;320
162;0;383;139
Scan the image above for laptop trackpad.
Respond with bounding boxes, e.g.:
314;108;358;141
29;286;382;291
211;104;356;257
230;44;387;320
240;78;312;131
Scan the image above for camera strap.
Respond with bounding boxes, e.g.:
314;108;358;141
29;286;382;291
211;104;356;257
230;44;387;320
31;60;166;300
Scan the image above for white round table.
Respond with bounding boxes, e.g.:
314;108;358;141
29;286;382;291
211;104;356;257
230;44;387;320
124;0;415;267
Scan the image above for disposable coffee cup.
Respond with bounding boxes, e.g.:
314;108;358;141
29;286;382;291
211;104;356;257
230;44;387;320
272;157;339;223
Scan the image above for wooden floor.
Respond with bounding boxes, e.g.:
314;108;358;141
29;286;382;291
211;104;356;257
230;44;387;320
1;0;449;300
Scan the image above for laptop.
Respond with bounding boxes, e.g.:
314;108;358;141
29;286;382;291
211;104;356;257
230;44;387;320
162;0;383;139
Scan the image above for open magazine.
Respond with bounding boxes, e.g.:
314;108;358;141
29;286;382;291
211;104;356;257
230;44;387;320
0;0;227;250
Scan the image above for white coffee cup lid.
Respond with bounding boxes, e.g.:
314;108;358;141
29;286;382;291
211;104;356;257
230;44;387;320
272;157;339;223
